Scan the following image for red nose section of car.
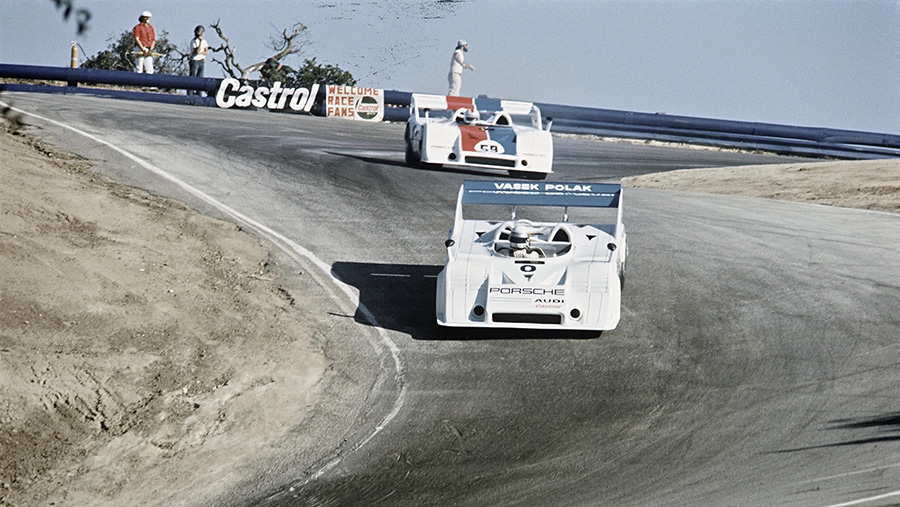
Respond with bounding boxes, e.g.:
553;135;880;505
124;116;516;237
459;125;490;151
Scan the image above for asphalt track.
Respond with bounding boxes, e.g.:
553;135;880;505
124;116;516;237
5;93;900;507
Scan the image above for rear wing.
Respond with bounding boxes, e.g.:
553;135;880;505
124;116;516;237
411;93;535;115
461;180;620;207
455;179;623;230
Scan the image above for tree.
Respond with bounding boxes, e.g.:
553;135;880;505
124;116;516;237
254;58;356;87
3;0;92;131
78;20;356;86
82;30;186;74
207;21;355;85
50;0;91;35
210;21;309;80
291;58;356;87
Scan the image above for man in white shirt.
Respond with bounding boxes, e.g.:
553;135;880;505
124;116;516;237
447;39;475;96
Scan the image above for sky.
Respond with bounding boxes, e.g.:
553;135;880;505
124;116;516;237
3;0;900;135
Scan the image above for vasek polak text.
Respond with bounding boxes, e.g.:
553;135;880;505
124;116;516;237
215;78;319;112
494;182;596;192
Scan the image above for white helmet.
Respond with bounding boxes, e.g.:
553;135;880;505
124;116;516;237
509;224;530;250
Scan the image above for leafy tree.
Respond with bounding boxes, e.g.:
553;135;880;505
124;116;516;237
82;30;185;74
255;58;355;87
291;58;356;87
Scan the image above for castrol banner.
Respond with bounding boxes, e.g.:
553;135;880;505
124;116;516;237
325;85;384;122
215;78;319;112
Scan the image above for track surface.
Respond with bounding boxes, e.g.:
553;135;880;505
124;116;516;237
7;93;900;507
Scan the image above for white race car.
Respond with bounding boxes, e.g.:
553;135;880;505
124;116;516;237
404;94;553;179
436;180;626;331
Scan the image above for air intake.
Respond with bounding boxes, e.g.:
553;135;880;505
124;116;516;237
492;313;562;325
464;156;516;167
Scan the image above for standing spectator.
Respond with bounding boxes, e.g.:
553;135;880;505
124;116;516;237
132;11;156;74
447;39;474;97
189;25;209;94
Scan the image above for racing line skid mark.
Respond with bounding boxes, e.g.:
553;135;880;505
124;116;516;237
2;100;407;496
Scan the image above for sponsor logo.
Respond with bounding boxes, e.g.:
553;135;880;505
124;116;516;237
489;287;565;296
491;182;595;193
215;78;319;112
355;95;380;120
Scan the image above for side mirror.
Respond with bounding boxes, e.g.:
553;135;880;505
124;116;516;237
445;239;455;248
607;243;617;251
545;117;553;131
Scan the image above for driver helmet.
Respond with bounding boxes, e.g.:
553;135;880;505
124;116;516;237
509;224;530;250
464;110;479;124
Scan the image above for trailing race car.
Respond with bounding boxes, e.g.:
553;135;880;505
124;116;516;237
436;180;626;331
404;94;553;179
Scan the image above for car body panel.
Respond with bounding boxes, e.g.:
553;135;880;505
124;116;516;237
436;180;626;331
405;94;553;178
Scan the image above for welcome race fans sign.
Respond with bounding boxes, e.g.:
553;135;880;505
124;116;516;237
324;85;384;122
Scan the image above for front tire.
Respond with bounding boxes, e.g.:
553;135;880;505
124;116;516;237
405;142;421;167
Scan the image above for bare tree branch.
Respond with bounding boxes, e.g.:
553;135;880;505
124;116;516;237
209;19;243;79
209;21;308;80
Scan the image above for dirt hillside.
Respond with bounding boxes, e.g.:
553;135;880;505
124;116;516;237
1;122;331;506
621;156;900;214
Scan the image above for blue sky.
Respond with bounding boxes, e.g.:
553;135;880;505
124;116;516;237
3;0;900;135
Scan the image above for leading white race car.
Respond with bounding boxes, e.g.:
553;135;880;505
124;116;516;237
436;180;626;331
404;94;553;179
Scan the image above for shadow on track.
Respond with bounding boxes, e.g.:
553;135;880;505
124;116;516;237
774;412;900;453
331;261;601;341
323;151;506;179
